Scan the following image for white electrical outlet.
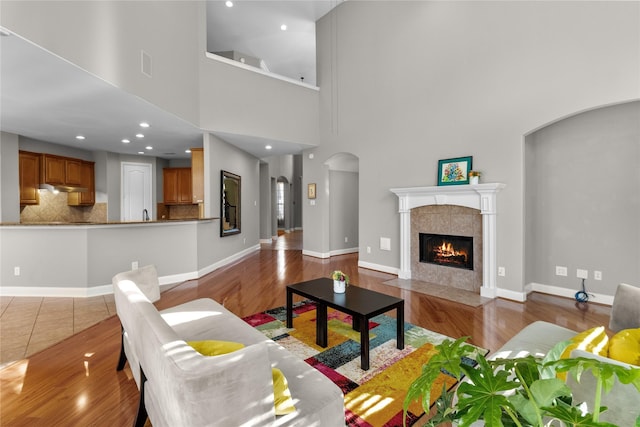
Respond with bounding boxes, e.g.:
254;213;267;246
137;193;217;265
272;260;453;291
498;266;506;277
577;269;588;279
367;246;371;254
345;237;348;243
132;261;139;270
555;266;568;276
14;266;20;276
594;270;602;280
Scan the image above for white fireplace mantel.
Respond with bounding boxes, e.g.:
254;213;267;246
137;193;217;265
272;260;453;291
390;183;506;298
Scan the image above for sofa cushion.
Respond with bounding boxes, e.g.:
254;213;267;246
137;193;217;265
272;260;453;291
272;368;296;415
560;326;609;360
610;283;640;332
608;328;640;366
187;339;297;416
187;340;245;356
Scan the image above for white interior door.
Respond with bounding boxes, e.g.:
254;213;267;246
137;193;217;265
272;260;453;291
122;162;152;221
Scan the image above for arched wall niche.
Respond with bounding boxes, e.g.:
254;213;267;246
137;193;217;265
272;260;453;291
524;100;640;300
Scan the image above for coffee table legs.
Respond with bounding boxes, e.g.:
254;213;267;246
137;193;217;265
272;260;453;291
316;303;328;347
396;304;404;350
286;289;293;328
359;315;370;370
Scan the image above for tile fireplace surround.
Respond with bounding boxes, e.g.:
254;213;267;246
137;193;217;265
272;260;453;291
390;183;505;298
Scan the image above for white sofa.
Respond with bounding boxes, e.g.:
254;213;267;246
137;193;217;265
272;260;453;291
486;283;640;426
113;265;345;427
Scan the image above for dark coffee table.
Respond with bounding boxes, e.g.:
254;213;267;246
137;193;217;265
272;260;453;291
286;278;404;370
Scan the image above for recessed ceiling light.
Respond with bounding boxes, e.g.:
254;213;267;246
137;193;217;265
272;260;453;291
265;145;272;150
281;24;287;31
136;133;144;138
122;139;130;143
225;1;233;7
76;135;85;140
145;146;153;150
185;149;192;154
138;151;145;155
139;122;150;128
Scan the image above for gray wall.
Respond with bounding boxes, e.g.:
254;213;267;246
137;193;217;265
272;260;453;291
307;1;640;295
204;133;260;258
259;163;272;240
0;132;20;222
525;101;640;295
329;170;359;252
1;0;201;126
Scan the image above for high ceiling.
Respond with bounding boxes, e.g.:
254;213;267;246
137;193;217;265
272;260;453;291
0;1;340;160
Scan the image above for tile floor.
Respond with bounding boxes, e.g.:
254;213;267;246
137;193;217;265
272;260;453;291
0;294;116;368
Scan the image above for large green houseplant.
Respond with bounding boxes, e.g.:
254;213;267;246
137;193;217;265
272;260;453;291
403;337;640;427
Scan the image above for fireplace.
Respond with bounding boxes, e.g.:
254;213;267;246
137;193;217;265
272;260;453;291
419;233;473;270
390;183;505;298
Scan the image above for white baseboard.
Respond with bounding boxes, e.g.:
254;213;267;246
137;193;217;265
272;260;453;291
0;245;262;298
529;282;613;305
496;287;527;302
0;284;114;298
330;247;359;257
197;245;261;277
259;238;272;244
302;249;331;259
357;260;399;275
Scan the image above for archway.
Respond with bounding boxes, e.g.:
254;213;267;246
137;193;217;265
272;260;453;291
325;153;359;255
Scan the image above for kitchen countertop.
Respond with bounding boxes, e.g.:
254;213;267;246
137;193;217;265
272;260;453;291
0;218;219;226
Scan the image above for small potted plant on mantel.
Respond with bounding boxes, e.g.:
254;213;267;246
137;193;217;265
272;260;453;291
331;270;349;294
403;337;640;427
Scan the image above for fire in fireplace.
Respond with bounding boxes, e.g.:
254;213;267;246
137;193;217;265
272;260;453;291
419;233;474;270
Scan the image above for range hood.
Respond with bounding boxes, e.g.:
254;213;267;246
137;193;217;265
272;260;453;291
39;183;88;193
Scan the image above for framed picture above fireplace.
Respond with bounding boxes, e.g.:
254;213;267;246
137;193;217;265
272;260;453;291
437;156;473;186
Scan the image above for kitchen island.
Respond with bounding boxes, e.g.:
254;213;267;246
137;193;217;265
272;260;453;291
0;218;257;297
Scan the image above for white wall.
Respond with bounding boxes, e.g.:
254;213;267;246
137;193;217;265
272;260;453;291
309;1;640;296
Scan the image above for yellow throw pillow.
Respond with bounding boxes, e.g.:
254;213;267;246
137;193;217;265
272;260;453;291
608;328;640;366
187;340;245;356
187;340;296;415
559;326;609;380
272;367;296;415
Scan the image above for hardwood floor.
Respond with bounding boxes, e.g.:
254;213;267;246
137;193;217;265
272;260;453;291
0;231;612;426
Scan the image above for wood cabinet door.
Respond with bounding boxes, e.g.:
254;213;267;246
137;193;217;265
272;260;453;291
43;155;66;184
191;148;204;203
80;162;95;204
163;168;179;204
178;168;192;204
19;151;40;205
65;159;82;186
68;161;95;206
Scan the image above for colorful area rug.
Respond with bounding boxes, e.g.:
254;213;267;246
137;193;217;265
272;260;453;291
243;300;486;427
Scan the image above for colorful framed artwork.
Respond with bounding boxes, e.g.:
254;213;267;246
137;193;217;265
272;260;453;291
307;183;317;199
437;156;473;186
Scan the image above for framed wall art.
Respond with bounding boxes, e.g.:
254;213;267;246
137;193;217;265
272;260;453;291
437;156;473;186
307;183;317;199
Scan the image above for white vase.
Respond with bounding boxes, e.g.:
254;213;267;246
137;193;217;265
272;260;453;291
333;280;346;293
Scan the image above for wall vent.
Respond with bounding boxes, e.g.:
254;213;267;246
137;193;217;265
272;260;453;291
141;50;152;77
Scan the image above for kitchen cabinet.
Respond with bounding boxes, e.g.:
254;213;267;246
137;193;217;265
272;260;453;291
191;148;204;204
163;167;192;205
67;161;95;206
19;151;40;205
41;154;82;186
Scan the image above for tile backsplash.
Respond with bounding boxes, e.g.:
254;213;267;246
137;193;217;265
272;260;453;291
20;191;107;223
